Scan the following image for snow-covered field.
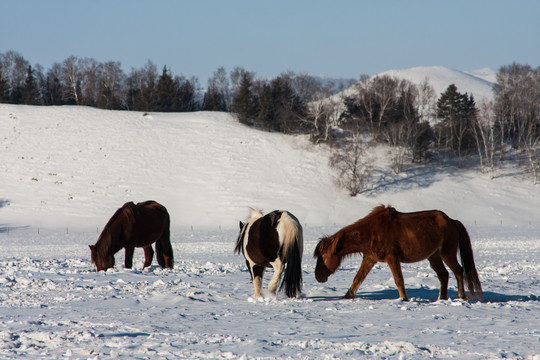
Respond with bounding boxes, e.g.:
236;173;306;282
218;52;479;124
0;226;538;359
1;103;539;359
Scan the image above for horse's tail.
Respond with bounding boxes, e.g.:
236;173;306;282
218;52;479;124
456;220;483;300
277;212;303;298
155;209;174;269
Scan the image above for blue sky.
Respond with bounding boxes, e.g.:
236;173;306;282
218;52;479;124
2;0;539;85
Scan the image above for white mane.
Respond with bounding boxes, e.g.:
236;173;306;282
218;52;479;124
246;208;264;224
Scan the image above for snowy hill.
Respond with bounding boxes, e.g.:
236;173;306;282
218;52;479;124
376;66;495;102
1;104;538;231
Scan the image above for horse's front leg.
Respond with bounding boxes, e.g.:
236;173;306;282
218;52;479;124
143;246;154;269
344;257;377;299
268;259;284;295
386;257;409;301
124;246;135;269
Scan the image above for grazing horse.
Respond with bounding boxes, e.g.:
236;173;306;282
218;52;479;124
314;205;482;301
235;209;303;298
89;200;174;271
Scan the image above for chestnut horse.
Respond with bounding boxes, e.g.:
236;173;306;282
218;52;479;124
90;200;174;271
235;209;303;298
314;205;482;301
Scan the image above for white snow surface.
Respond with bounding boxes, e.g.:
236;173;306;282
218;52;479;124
1;104;539;359
376;66;495;102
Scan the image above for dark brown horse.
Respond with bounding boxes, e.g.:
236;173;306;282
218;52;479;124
90;200;174;271
314;205;482;301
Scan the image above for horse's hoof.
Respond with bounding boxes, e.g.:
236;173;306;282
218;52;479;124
343;291;356;299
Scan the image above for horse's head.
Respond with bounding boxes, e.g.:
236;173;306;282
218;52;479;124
313;235;343;283
89;225;117;271
89;244;115;271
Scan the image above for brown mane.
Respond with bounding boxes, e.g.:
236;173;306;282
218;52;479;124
313;205;395;260
92;202;135;262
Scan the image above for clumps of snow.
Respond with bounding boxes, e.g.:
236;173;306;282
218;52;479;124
0;226;538;358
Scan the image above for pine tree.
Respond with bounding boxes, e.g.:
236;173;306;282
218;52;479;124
0;64;9;102
21;65;40;105
231;73;258;124
201;85;226;111
256;84;276;130
436;84;477;161
177;79;196;112
156;66;177;112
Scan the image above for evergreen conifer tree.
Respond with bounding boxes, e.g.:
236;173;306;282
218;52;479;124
21;65;40;105
231;73;258;124
0;64;9;102
201;85;226;111
156;66;177;112
436;84;477;159
178;79;196;112
256;84;276;129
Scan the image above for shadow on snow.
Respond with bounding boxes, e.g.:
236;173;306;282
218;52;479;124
308;287;538;303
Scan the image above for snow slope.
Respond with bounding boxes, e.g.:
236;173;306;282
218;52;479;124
0;104;539;359
1;104;537;231
376;66;495;102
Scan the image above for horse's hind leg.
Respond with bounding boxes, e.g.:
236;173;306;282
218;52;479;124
441;252;467;300
428;252;449;300
156;236;174;268
143;246;154;269
268;259;284;295
124;246;135;269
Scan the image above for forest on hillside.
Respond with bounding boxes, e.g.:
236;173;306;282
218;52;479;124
1;50;539;191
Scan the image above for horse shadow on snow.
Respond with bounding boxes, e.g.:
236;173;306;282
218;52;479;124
308;287;538;303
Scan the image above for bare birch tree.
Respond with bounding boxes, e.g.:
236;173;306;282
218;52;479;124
472;100;498;179
329;132;372;196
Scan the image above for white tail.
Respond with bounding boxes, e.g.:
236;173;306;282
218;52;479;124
276;211;303;260
276;211;304;297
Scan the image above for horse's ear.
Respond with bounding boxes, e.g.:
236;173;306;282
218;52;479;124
323;234;343;255
239;221;244;230
333;234;343;253
313;241;321;258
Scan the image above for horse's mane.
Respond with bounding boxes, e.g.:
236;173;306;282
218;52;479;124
103;202;135;229
234;208;264;254
313;205;397;259
347;205;397;228
94;202;136;259
245;208;264;223
365;204;396;219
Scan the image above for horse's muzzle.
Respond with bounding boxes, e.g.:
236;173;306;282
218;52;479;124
315;272;328;283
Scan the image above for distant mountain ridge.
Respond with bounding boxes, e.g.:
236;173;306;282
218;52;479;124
374;66;495;101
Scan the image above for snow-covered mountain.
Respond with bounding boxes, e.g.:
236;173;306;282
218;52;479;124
375;66;495;102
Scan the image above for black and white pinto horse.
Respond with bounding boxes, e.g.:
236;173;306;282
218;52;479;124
235;209;303;298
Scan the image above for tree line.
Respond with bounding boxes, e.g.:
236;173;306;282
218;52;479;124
1;50;539;191
0;51;351;112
